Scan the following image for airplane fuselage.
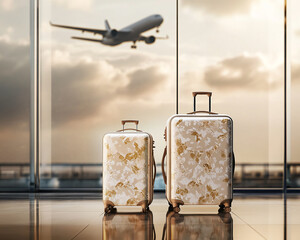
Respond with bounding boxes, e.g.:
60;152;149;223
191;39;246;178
102;14;163;46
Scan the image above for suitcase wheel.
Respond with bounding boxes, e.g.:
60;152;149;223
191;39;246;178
218;206;231;213
104;205;115;214
173;206;180;213
170;201;181;213
223;207;231;213
142;206;149;213
219;200;232;213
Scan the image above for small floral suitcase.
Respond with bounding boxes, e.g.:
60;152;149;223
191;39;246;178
103;120;156;213
162;92;234;213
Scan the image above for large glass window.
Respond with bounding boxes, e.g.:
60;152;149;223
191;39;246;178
0;1;30;189
1;0;298;191
178;0;284;188
290;0;300;188
39;0;175;189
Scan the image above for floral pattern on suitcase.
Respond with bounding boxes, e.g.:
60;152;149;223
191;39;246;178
103;133;150;206
169;116;232;205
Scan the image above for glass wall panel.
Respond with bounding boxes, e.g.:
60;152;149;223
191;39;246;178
289;0;300;188
39;0;175;189
179;0;284;188
0;1;30;188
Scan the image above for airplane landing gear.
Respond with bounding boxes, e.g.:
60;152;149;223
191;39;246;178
131;41;137;49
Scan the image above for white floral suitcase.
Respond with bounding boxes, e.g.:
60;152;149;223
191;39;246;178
162;211;233;240
103;211;155;240
162;92;234;212
103;120;156;213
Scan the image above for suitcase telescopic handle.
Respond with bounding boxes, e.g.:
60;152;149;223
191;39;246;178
192;91;212;112
121;120;139;130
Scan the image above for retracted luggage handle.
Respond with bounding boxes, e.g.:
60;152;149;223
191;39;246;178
192;91;212;112
121;120;139;130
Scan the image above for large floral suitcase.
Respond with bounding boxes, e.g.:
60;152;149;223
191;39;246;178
102;211;155;240
103;120;156;213
162;92;234;212
162;211;233;240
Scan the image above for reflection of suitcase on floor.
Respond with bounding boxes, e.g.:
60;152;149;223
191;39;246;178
103;120;156;213
162;92;234;212
162;211;233;240
102;211;155;240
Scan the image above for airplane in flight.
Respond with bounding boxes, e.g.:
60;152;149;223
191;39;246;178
50;14;167;49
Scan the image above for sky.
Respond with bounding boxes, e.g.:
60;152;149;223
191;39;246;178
0;0;299;168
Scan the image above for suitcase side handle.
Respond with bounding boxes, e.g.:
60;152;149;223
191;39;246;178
161;147;167;184
232;152;235;176
121;120;139;130
192;91;212;112
152;154;157;186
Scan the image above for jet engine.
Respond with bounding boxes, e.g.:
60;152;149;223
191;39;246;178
145;36;156;44
108;29;118;37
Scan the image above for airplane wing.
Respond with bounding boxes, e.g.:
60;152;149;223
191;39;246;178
71;36;102;43
50;22;107;36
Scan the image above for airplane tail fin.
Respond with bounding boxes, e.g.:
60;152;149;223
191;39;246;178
104;20;111;31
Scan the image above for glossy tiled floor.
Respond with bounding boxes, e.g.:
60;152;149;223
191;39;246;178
0;193;299;239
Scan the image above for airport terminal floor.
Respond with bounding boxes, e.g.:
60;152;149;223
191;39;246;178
0;193;299;240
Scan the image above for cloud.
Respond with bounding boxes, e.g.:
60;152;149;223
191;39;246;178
47;44;172;127
0;37;173;164
51;59;167;126
121;66;167;96
292;63;300;83
0;0;27;12
53;0;95;11
51;60;108;125
108;54;151;70
1;0;15;11
295;29;300;37
203;54;280;90
0;40;30;129
181;0;259;16
0;38;170;130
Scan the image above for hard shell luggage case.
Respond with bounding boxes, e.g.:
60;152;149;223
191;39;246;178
162;92;234;212
103;120;156;213
102;211;155;240
162;211;233;240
